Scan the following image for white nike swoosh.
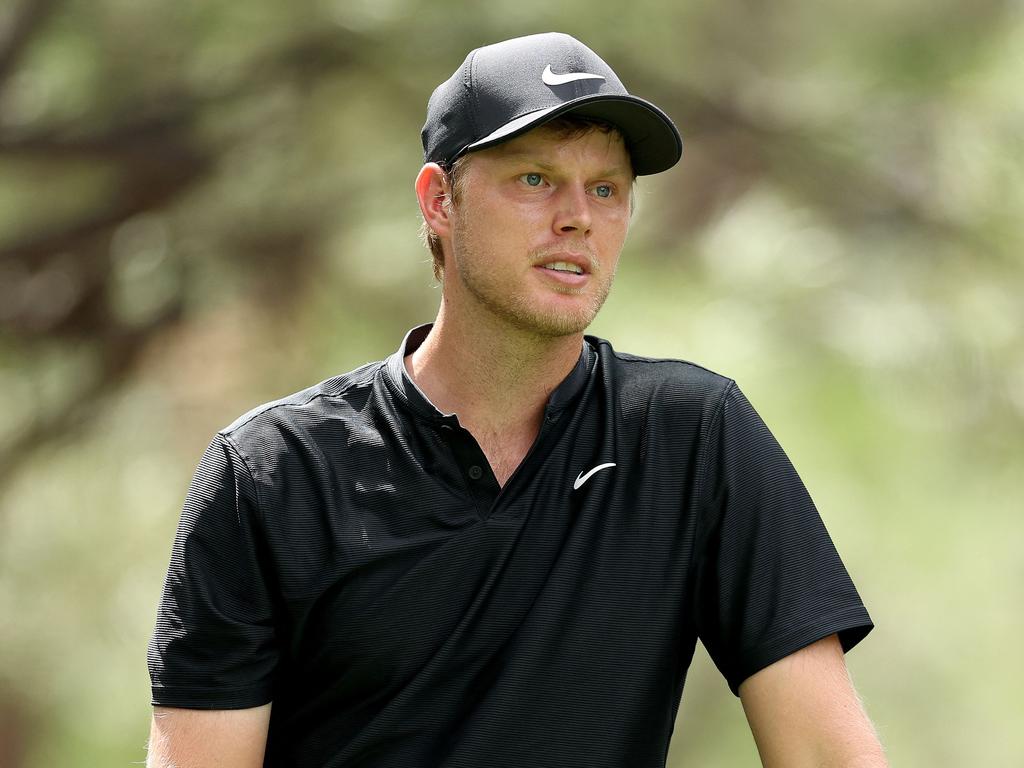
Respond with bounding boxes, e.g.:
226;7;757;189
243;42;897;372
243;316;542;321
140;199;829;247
542;65;606;87
573;462;617;490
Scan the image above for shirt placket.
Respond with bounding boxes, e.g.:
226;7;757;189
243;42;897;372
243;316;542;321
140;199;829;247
437;417;501;519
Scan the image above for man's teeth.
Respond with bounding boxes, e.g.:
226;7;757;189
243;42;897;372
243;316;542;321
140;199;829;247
543;262;583;274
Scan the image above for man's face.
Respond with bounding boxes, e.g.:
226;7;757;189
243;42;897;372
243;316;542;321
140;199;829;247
443;124;633;338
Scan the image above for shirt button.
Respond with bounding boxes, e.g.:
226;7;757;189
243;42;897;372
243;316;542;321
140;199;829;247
468;465;483;480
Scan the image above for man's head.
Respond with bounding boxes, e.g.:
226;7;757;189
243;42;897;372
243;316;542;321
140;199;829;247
415;33;681;336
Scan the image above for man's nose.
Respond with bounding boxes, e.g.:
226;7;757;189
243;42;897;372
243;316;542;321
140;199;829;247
553;185;592;236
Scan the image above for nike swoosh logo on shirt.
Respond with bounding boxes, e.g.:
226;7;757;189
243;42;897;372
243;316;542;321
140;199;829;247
542;65;606;87
573;462;617;490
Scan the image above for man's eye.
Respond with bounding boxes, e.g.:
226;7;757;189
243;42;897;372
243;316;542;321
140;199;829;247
523;173;544;187
594;184;613;198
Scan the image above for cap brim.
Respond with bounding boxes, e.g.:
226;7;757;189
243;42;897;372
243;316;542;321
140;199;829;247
462;94;682;176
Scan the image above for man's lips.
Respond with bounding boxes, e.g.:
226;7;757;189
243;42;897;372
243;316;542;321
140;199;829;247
533;261;590;287
531;251;594;276
532;252;598;274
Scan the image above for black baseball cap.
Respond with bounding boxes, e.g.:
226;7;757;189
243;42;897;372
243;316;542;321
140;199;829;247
421;32;683;176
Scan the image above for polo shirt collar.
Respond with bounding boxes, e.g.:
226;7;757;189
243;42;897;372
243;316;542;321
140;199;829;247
383;323;595;423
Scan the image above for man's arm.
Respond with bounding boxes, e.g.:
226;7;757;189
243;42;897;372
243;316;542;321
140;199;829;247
146;703;272;768
739;634;887;768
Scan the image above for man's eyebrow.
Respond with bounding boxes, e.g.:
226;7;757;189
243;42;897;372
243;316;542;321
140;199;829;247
595;165;632;179
493;154;631;178
491;152;556;170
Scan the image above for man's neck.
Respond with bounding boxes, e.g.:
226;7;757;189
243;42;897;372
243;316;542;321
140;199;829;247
404;301;584;440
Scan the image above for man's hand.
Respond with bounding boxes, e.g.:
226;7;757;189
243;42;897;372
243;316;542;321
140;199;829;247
146;703;272;768
739;634;887;768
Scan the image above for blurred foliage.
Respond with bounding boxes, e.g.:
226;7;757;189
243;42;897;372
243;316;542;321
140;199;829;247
0;0;1022;765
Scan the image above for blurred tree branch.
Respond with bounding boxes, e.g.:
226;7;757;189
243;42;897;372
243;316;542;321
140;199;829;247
0;25;382;496
635;73;990;268
0;0;61;92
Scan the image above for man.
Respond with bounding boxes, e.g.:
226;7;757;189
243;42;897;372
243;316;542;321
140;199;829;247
147;32;887;767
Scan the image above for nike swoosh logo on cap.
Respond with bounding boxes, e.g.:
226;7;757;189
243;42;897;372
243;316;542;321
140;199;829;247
573;462;617;490
542;65;606;87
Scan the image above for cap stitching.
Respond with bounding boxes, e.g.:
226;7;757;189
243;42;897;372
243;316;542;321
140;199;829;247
464;50;481;150
570;51;584;99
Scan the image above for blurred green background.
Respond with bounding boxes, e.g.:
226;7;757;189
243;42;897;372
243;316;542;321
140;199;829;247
1;0;1021;765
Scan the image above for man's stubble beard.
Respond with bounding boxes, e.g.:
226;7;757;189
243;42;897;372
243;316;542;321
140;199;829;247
449;217;618;339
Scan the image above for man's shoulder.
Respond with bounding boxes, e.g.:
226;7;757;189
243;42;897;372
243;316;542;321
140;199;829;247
217;358;385;447
587;335;736;402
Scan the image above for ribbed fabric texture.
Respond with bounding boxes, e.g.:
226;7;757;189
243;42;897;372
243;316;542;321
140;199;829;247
149;325;873;767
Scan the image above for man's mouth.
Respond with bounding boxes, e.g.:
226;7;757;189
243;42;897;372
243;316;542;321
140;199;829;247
541;261;584;275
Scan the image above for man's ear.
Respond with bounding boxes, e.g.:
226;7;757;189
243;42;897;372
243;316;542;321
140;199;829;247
415;163;453;239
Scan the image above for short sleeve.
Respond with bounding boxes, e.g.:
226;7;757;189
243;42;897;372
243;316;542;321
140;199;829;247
148;433;279;709
692;383;873;695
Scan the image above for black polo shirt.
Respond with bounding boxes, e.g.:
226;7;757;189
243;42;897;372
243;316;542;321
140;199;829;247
149;324;873;768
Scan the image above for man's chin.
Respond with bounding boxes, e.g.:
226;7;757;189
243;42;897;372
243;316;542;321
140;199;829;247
504;305;600;339
459;274;610;339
